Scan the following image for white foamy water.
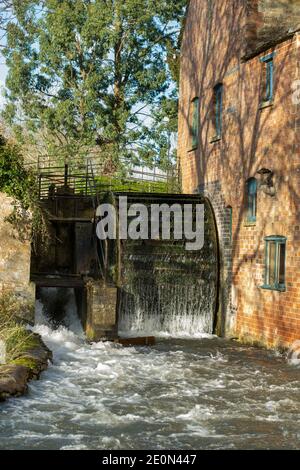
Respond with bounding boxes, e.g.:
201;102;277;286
35;292;84;338
118;283;215;338
0;316;300;449
119;304;215;339
0;290;299;450
287;340;300;367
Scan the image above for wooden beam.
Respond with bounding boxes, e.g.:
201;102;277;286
114;337;155;347
48;217;93;223
32;277;85;288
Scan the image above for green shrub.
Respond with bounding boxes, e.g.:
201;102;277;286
0;135;35;208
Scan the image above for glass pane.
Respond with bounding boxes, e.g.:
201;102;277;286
248;194;254;218
248;178;257;195
214;85;223;136
278;243;286;285
228;207;232;242
261;63;267;100
266;64;271;101
218;89;222;133
265;60;273;101
267;242;276;286
191;98;199;147
247;179;256;220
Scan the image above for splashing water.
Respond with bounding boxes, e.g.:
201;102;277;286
0;288;299;450
0;312;300;449
35;288;84;337
118;281;215;338
287;340;300;367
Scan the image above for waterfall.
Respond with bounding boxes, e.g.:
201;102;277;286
118;280;215;337
35;287;84;336
116;197;219;338
96;193;219;339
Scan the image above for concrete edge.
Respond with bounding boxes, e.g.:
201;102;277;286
0;334;52;402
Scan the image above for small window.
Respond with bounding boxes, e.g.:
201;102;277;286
227;206;233;243
212;83;223;139
260;53;274;103
190;97;199;150
246;178;257;223
262;236;286;291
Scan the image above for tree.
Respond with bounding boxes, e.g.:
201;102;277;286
2;0;187;169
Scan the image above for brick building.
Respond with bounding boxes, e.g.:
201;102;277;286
178;0;300;349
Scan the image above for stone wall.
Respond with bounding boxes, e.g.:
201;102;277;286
0;192;35;315
85;280;118;341
178;0;300;349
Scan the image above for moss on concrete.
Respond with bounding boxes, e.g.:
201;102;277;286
0;334;52;402
11;357;38;370
0;292;52;402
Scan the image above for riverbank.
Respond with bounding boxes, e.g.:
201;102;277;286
0;333;52;402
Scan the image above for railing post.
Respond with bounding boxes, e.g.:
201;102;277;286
64;163;68;187
85;161;88;196
38;174;42;200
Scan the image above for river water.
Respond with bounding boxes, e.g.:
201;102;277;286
0;292;299;450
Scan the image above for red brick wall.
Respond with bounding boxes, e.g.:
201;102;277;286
178;0;300;349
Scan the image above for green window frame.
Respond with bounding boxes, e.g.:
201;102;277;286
190;97;199;150
246;178;257;223
213;83;223;139
260;53;274;103
262;236;286;292
215;84;223;137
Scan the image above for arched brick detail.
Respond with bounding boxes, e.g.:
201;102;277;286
198;181;236;337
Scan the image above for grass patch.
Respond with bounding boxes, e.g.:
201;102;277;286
0;291;36;363
11;357;38;370
92;175;180;194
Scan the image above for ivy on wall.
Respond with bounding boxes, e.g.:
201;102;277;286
0;135;49;248
0;135;34;208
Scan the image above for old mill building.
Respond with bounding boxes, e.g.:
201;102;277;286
178;0;300;349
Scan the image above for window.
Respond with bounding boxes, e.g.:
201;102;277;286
212;83;223;139
260;53;274;103
190;97;199;149
262;236;286;291
227;206;233;243
246;178;257;223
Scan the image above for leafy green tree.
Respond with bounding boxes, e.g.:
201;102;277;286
2;0;187;169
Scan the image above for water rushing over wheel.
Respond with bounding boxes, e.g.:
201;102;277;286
116;195;219;337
